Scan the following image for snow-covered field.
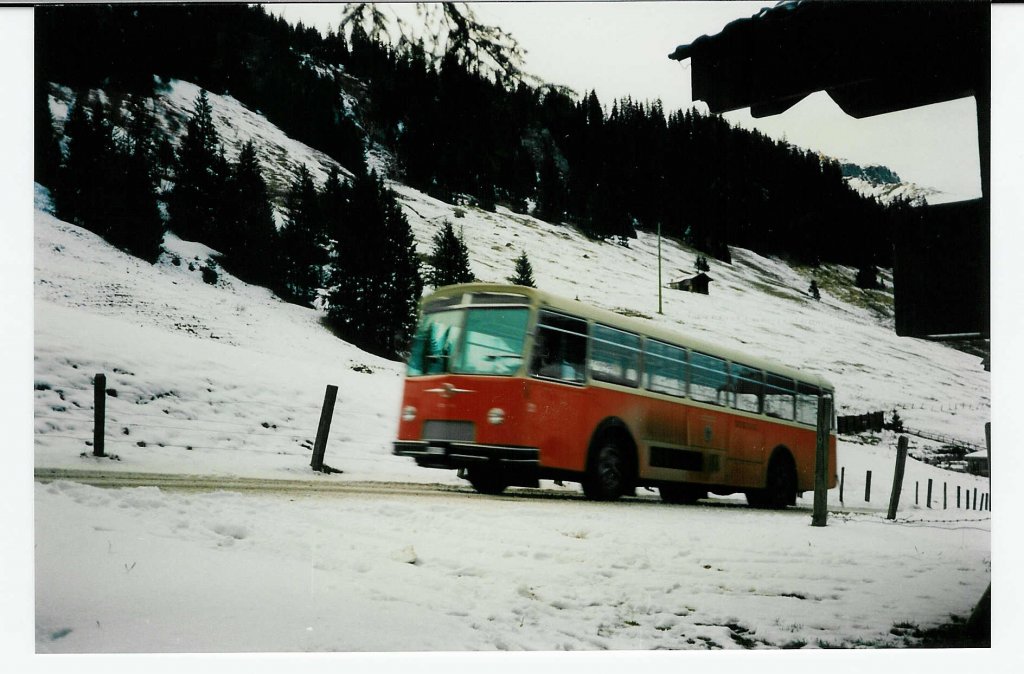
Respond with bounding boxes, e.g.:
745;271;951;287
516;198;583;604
14;79;1008;668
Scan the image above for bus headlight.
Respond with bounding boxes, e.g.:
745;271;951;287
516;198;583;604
487;408;506;425
401;406;417;422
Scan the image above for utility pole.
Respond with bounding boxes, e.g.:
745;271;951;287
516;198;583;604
657;221;663;314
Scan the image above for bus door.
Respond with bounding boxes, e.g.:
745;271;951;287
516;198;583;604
727;364;767;487
524;310;590;472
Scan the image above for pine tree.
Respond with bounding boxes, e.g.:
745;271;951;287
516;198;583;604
889;409;904;433
220;140;278;284
380;195;424;357
535;152;565;224
426;219;474;288
278;164;326;305
508;251;536;288
55;91;163;261
855;264;880;290
107;94;165;261
34;81;62;189
56;92;111;229
327;163;423;359
320;165;349;252
809;279;821;301
167;89;225;245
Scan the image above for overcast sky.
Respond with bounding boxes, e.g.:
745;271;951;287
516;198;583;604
272;1;983;199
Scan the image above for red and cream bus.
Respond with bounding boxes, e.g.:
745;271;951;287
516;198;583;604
393;283;836;507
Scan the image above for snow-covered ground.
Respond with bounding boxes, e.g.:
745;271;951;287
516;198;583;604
16;78;1006;667
34;477;988;653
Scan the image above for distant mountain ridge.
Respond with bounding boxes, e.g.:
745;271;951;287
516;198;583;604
838;159;944;206
840;162;902;186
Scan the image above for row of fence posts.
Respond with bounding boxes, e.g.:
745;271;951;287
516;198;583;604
816;410;991;526
833;435;991;516
90;374;341;473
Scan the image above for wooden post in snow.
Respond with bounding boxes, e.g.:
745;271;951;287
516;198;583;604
839;466;845;504
864;470;872;503
811;395;832;527
93;373;106;457
927;478;933;508
886;436;909;520
310;385;338;473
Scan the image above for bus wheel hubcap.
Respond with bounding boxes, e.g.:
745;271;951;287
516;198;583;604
599;446;623;491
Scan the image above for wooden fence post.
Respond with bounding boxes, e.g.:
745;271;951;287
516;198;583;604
943;482;947;510
839;466;845;504
926;479;933;509
886;436;909;520
864;470;872;503
310;385;339;473
973;487;978;510
93;373;106;457
811;395;832;527
957;485;961;508
915;481;919;505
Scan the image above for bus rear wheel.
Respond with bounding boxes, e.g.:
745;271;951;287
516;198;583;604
747;453;796;509
583;440;630;501
466;467;508;495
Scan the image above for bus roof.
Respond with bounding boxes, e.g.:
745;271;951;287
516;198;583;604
422;283;835;392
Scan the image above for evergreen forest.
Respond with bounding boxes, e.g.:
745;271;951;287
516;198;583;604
35;3;911;358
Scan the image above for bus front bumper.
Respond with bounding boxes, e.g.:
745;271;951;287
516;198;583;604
392;441;539;470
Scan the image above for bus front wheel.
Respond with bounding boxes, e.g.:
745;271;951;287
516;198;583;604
583;440;630;501
466;467;508;495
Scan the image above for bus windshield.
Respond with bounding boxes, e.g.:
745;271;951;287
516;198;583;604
407;306;530;377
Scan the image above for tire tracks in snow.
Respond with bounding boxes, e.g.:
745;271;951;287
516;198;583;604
34;468;872;516
34;468;485;499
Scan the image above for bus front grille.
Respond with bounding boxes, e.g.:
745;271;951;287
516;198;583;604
422;420;476;442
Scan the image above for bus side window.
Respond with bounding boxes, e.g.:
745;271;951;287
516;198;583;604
764;373;796;420
796;383;821;425
590;324;641;387
691;352;729;406
644;339;687;397
530;312;587;383
732;364;764;413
